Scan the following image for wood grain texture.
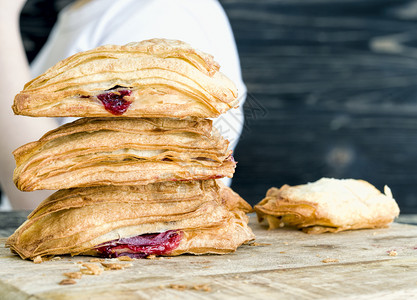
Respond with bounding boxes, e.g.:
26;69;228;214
221;0;417;213
1;216;417;299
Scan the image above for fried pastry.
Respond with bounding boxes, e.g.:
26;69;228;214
13;117;235;191
13;39;238;118
216;179;253;213
6;180;255;260
255;178;400;233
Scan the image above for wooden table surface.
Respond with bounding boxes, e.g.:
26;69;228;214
1;212;417;299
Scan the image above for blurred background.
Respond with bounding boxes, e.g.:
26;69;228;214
18;0;417;213
225;0;417;214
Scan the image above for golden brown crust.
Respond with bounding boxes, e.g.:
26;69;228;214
254;178;400;233
170;211;254;256
6;180;254;260
13;39;238;118
13;117;235;191
216;179;253;213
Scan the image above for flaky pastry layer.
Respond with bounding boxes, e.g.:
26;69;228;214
216;179;253;213
255;178;400;233
6;180;254;260
13;117;235;191
13;39;238;118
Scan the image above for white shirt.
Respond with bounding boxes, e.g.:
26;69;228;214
31;0;245;186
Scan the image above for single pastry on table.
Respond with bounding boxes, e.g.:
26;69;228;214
13;117;235;191
6;180;254;260
13;39;237;118
254;178;400;234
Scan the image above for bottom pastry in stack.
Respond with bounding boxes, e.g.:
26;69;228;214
7;180;254;260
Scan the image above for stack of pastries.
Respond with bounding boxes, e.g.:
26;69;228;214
7;39;255;260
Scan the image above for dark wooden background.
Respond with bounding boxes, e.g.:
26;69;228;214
19;0;417;213
222;0;417;213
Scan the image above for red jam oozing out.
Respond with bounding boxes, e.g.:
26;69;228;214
96;89;132;115
95;230;183;258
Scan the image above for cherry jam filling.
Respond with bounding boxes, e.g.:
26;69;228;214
95;230;182;258
96;89;132;115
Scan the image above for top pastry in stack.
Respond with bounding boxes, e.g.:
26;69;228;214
7;39;255;260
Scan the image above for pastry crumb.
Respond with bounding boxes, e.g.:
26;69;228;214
388;250;397;256
89;258;104;262
52;256;62;261
101;262;132;270
168;284;187;291
63;272;82;279
81;263;103;275
59;279;77;285
248;242;271;247
192;284;212;292
33;256;43;264
117;256;134;261
167;284;211;292
322;258;339;263
146;254;157;259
